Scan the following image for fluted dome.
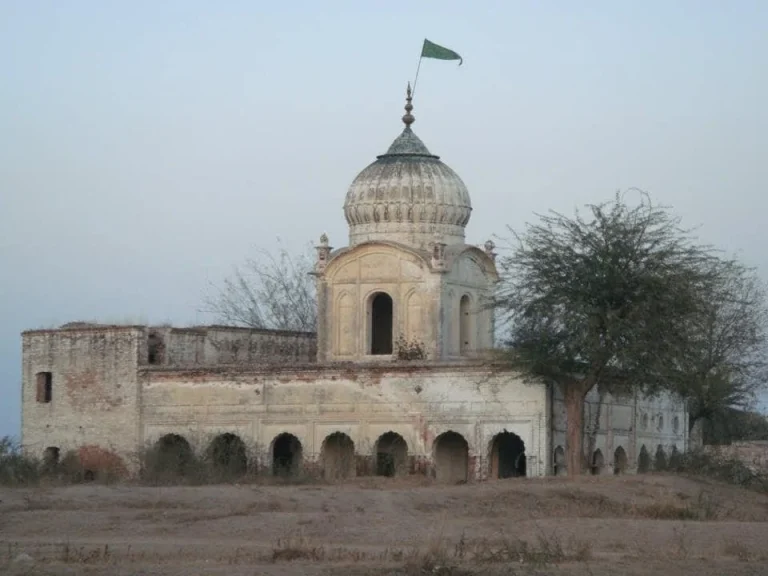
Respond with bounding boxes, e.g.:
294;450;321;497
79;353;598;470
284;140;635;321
343;89;472;250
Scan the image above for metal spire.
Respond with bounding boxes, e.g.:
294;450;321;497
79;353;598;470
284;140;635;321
402;82;415;128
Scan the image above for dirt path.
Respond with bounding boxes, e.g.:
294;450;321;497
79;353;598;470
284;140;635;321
1;474;767;575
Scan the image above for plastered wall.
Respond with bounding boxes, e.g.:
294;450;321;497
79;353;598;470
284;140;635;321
139;363;549;479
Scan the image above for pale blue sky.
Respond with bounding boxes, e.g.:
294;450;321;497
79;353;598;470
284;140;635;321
1;1;767;437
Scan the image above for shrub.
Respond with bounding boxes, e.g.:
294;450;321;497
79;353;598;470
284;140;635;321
394;335;427;361
670;449;768;493
0;437;40;486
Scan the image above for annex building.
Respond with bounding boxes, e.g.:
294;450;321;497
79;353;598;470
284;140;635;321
21;88;691;481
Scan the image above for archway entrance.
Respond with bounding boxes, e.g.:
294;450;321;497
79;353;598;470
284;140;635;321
591;449;604;475
150;434;193;478
370;292;393;355
655;445;667;471
375;432;408;477
322;432;355;480
637;445;651;473
272;433;303;477
207;433;247;477
613;446;628;475
434;431;469;483
43;446;60;471
490;431;526;478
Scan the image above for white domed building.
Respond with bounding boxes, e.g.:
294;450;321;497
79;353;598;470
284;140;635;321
317;86;497;362
20;87;692;482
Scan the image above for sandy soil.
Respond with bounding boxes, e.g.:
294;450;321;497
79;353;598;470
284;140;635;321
1;474;768;575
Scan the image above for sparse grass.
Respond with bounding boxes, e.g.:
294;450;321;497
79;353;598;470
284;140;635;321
0;438;41;486
723;540;752;562
271;536;325;562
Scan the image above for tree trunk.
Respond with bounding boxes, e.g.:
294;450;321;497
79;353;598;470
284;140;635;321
563;381;590;477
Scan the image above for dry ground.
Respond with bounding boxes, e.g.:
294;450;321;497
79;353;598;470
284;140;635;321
2;474;768;575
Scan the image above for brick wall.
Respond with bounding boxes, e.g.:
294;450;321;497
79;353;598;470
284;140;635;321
21;326;143;473
140;325;316;367
704;441;768;474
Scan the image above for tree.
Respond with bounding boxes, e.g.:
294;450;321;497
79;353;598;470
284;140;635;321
204;241;317;332
492;192;718;476
704;408;768;444
674;259;768;438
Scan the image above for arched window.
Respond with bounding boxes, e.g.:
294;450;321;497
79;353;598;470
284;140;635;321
459;295;471;355
370;292;393;355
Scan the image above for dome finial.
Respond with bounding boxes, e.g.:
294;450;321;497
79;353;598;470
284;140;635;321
402;82;415;128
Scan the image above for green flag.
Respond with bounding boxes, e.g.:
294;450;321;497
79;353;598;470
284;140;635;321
421;39;463;65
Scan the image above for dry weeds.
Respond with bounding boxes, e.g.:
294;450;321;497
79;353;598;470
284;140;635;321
2;475;768;575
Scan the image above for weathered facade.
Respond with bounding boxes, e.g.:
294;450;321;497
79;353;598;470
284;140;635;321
20;87;690;480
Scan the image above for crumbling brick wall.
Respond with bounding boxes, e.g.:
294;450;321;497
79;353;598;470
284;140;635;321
21;325;143;474
704;441;768;474
139;325;317;367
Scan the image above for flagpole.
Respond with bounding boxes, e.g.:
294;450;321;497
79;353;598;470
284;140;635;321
412;40;426;98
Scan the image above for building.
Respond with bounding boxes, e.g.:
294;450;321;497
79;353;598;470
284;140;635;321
20;87;690;480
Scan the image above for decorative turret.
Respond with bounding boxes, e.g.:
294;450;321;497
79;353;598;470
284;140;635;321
315;233;332;272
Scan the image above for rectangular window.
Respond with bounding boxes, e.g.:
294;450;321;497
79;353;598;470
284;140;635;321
36;372;52;403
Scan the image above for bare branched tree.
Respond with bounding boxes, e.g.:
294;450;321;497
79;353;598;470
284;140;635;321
204;241;317;332
675;259;768;436
491;191;720;476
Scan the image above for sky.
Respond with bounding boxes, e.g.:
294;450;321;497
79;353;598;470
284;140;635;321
1;1;767;438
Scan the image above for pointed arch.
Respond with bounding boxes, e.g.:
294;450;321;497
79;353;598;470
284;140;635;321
369;292;393;355
271;433;303;477
321;432;355;480
433;431;469;484
613;446;628;475
637;445;651;473
207;433;247;477
489;431;526;478
591;449;604;475
374;432;408;477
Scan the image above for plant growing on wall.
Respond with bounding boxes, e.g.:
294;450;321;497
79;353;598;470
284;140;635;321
395;334;427;361
491;191;741;476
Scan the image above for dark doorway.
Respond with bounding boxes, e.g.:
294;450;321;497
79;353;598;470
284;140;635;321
490;431;526;478
370;292;393;355
151;434;194;478
207;433;247;477
591;449;604;475
272;433;303;477
375;432;408;477
637;445;651;473
43;446;60;472
614;446;628;475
